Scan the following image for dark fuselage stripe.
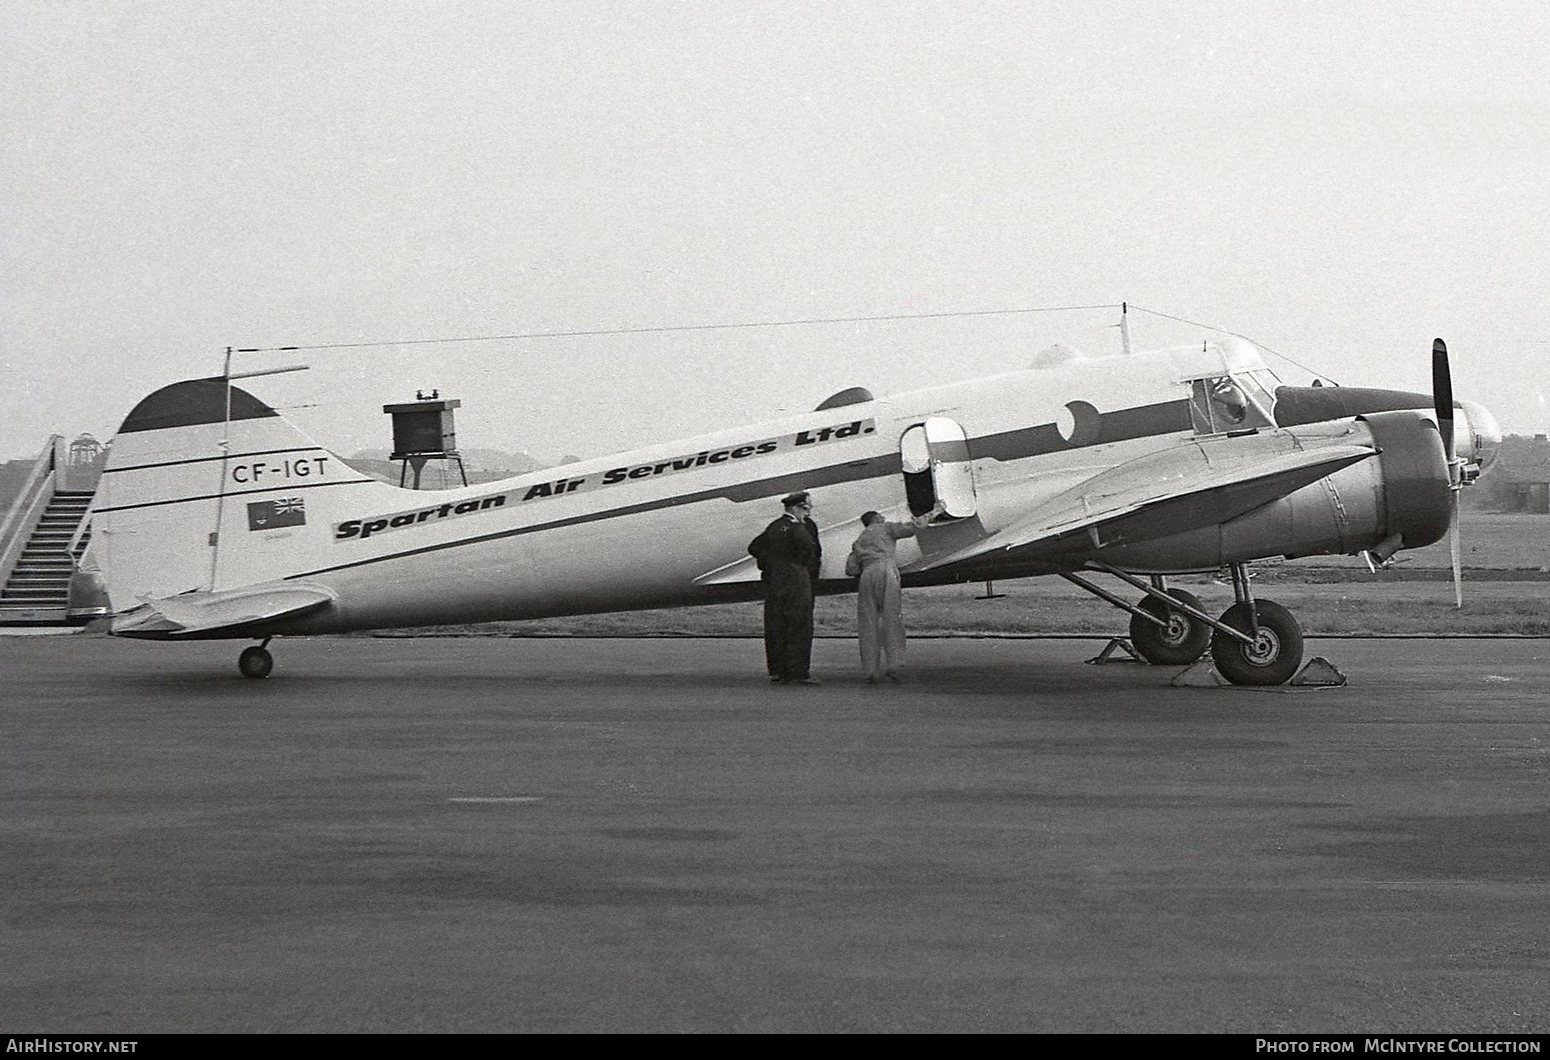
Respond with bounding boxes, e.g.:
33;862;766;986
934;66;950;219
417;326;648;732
281;398;1196;582
102;447;329;475
93;478;376;515
969;399;1191;462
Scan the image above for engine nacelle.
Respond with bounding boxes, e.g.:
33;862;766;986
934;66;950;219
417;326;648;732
1101;411;1451;572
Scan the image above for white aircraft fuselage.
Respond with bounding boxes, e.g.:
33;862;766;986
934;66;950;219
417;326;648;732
84;337;1499;664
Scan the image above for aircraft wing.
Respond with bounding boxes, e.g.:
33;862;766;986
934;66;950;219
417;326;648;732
911;438;1377;572
111;583;337;639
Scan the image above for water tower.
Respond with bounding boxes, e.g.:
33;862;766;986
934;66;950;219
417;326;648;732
384;390;468;489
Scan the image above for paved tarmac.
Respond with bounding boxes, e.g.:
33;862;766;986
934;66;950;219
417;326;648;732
2;633;1547;1033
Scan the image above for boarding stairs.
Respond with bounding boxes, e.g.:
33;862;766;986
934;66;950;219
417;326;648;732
0;435;104;627
0;492;93;622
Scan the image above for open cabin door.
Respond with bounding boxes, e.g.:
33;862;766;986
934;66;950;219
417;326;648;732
899;416;977;518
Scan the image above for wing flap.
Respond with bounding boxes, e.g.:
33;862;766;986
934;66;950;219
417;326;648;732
111;583;337;639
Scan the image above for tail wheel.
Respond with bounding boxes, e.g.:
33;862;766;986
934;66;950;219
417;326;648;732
238;646;274;680
1210;600;1303;686
1129;589;1212;665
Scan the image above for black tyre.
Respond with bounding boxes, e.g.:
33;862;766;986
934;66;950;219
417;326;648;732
1210;600;1303;686
238;646;274;680
1129;590;1212;665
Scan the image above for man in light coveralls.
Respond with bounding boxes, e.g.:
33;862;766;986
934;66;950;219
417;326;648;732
846;504;940;682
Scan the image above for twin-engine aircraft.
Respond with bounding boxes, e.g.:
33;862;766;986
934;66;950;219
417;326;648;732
78;334;1499;684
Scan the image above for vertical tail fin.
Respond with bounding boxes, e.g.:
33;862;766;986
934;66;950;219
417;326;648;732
93;377;383;613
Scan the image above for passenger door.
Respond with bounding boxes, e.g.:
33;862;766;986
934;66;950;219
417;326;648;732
899;417;977;518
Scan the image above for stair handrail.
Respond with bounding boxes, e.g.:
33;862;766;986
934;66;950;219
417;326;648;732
0;435;64;595
66;510;93;568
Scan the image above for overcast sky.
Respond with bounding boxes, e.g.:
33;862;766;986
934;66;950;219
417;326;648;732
3;0;1547;463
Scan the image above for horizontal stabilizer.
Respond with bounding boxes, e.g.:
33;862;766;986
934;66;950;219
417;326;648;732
112;583;336;639
914;440;1376;571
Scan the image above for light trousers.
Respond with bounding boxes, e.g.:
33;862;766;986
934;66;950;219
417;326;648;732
856;561;906;678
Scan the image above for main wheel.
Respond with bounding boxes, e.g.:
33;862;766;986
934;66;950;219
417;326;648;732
238;645;274;680
1128;589;1212;665
1210;600;1303;686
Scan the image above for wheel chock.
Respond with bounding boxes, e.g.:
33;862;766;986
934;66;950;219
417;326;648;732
1086;638;1144;665
1171;659;1229;686
1290;657;1347;687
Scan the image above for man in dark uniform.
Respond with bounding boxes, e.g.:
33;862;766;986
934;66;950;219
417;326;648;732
748;491;822;685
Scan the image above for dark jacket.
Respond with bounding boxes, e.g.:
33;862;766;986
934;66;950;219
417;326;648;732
748;515;821;590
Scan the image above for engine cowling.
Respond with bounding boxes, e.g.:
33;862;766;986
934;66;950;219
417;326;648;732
1356;409;1451;553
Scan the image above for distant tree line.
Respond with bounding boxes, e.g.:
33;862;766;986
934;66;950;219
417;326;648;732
1469;433;1549;511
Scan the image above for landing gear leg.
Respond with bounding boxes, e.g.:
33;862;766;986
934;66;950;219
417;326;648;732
1209;565;1303;686
1063;568;1213;666
238;637;274;680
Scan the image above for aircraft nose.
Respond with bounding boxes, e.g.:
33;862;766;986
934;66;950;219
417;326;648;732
1458;399;1502;472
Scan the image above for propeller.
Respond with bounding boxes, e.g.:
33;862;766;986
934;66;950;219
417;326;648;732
1432;338;1463;608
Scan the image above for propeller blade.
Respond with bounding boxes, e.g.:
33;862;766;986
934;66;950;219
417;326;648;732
1449;493;1463;608
1432;337;1455;464
1434;339;1464;607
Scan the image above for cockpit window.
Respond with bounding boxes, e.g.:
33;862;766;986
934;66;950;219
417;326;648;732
1239;370;1279;413
1211;378;1249;424
1189;372;1275;434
